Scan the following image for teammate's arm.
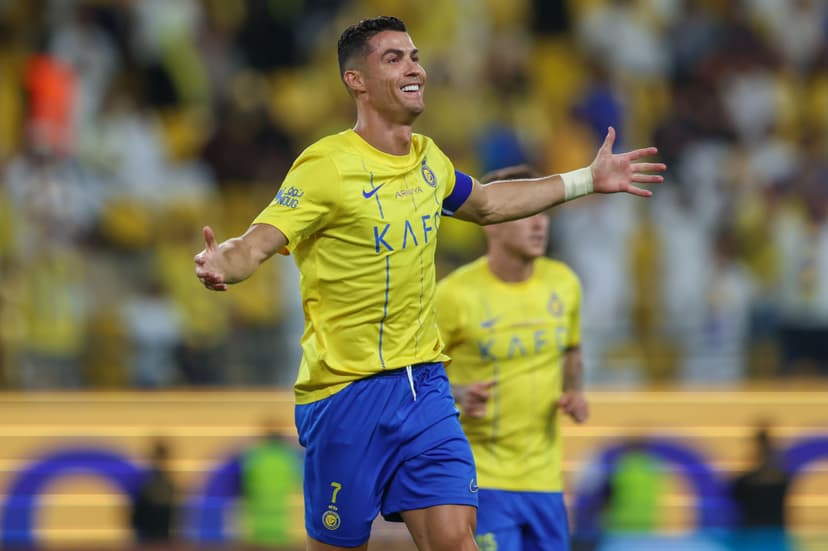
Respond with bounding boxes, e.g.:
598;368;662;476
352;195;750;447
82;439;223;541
452;127;665;225
194;224;287;291
558;346;589;424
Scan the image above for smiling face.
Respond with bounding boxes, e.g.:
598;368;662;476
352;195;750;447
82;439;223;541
344;30;427;124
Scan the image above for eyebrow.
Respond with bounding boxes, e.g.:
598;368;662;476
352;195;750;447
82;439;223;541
381;48;418;58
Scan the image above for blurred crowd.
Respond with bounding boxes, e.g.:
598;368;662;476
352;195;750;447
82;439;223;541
1;0;828;389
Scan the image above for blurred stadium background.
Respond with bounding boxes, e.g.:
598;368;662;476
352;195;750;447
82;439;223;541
1;0;827;549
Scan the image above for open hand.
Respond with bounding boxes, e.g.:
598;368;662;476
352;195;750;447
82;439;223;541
591;127;666;197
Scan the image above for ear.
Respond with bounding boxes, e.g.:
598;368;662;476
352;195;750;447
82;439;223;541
343;69;365;94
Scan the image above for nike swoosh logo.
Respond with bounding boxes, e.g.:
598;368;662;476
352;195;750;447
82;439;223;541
362;183;385;199
480;317;500;329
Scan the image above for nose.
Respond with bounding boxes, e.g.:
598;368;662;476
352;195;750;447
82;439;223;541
406;59;425;79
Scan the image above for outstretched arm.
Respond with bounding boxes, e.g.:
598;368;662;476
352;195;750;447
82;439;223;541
453;127;665;225
194;223;287;291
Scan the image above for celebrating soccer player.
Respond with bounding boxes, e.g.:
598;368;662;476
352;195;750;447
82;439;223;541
195;16;664;551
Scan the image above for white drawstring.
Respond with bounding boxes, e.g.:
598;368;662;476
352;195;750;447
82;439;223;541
405;365;417;401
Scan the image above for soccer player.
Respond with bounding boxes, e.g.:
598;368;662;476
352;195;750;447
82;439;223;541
435;165;588;551
194;16;664;551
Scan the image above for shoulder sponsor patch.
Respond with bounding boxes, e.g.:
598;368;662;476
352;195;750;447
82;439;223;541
273;186;304;209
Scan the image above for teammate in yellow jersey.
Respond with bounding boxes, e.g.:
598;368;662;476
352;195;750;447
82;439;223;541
436;165;588;551
194;16;664;551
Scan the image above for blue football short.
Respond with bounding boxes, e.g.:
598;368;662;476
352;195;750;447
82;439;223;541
295;362;478;547
475;489;569;551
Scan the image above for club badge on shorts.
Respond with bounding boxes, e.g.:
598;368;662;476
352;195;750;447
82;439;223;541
322;508;341;530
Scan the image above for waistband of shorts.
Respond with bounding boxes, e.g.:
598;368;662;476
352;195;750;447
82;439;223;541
367;361;443;379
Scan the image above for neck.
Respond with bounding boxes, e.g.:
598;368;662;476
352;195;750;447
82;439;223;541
353;110;414;156
487;251;535;283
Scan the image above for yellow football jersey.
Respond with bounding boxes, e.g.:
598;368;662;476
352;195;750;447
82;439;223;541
253;129;471;404
435;256;582;491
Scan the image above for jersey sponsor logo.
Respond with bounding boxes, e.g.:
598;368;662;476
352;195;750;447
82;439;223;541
273;186;304;209
372;210;441;253
469;478;479;493
362;182;385;199
395;186;423;198
477;330;551;361
421;159;437;187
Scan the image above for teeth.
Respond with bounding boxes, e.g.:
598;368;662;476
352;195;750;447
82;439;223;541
402;85;419;92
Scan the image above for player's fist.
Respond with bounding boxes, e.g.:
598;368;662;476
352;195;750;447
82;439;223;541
455;381;495;418
558;391;589;424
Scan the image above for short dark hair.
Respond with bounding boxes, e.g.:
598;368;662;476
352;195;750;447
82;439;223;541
337;16;407;79
479;164;540;185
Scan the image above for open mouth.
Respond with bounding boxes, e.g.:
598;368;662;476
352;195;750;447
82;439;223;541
401;84;421;94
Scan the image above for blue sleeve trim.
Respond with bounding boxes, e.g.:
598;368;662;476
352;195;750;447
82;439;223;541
442;170;473;216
